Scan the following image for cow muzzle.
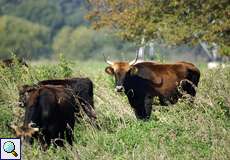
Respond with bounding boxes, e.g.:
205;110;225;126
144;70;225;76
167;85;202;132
115;85;124;92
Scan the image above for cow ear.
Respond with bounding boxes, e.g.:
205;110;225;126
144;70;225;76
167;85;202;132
105;66;114;75
17;85;27;91
130;66;138;75
26;85;38;92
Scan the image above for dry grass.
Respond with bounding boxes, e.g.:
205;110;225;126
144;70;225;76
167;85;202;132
0;59;230;160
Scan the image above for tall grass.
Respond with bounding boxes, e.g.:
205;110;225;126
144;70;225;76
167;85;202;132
0;59;229;160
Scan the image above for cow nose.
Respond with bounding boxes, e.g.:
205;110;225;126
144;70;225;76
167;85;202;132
115;86;124;92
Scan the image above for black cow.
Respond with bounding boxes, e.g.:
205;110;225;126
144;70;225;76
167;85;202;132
13;85;76;147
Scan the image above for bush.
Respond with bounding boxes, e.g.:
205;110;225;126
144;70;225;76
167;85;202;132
0;15;51;59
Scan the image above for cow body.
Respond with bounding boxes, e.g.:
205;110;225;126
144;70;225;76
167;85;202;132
17;85;76;147
105;59;200;120
37;78;96;121
124;62;200;119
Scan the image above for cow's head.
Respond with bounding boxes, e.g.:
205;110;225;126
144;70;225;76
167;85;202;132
18;85;38;108
104;54;139;92
18;85;41;129
10;123;39;143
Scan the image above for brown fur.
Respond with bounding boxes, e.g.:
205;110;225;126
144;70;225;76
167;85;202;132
105;61;200;120
17;85;76;147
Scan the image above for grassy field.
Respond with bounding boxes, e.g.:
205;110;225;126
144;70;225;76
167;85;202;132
0;58;230;160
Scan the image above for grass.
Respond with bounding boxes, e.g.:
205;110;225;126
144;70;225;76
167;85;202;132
0;58;230;160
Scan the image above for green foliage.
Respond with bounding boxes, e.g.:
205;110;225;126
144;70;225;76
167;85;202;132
53;26;135;60
0;0;87;28
57;54;74;77
0;55;73;104
0;0;139;60
0;60;230;159
0;15;51;58
87;0;230;55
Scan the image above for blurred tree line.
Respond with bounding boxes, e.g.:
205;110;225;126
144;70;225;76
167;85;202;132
0;0;135;60
87;0;230;56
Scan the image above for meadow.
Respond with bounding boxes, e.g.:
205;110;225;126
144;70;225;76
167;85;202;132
0;57;230;160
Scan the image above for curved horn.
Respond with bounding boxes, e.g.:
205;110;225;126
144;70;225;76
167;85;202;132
129;52;139;65
103;53;113;65
28;122;39;132
31;127;39;132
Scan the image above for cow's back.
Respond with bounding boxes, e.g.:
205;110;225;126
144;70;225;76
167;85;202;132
38;78;94;108
132;61;200;96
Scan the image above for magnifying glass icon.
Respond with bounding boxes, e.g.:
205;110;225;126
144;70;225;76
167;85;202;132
3;141;18;157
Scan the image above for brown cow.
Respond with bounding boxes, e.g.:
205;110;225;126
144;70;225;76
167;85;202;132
14;85;76;147
104;55;200;120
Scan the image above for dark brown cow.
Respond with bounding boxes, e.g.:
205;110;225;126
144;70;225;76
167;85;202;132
37;78;97;122
0;58;28;68
38;78;94;108
18;78;98;128
104;55;200;120
14;85;76;147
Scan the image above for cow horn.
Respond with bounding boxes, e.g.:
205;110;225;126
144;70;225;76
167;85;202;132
28;122;39;132
31;127;39;132
129;52;139;65
103;53;113;65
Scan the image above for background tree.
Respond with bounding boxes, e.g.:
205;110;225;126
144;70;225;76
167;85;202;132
87;0;230;56
0;15;51;59
0;0;136;60
52;26;135;60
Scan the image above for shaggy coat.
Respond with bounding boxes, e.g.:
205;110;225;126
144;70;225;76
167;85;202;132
17;85;76;147
37;78;96;121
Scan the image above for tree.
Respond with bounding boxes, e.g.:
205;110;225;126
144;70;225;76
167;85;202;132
52;26;135;60
0;0;89;28
0;15;51;59
87;0;230;55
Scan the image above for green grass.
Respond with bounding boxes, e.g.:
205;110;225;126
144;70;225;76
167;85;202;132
0;59;230;160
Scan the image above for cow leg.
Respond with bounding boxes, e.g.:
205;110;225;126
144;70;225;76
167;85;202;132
39;137;49;151
134;108;147;120
40;130;51;149
168;91;180;104
51;131;64;147
179;80;196;104
159;96;170;106
66;129;73;146
127;95;150;120
66;123;74;146
66;114;75;146
47;125;64;147
144;94;153;119
180;79;196;97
